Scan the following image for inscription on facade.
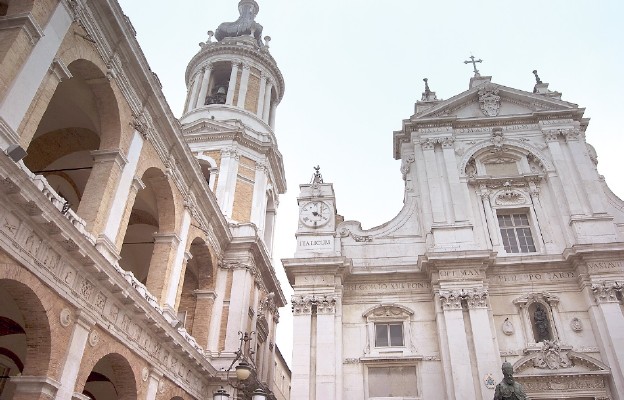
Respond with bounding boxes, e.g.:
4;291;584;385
491;271;576;284
439;268;483;279
297;235;334;251
344;281;431;292
587;261;623;273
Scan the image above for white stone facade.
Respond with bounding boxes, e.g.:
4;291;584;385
284;75;624;399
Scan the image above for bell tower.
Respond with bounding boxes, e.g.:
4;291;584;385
181;0;286;254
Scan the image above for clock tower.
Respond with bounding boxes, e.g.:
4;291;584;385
295;167;339;257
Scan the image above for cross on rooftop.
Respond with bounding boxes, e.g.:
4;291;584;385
464;55;483;77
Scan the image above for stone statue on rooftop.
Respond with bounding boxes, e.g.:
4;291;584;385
494;362;527;400
215;0;264;46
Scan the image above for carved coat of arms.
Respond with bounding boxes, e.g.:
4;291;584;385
478;87;501;117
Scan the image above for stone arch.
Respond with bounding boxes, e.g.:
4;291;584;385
197;155;217;190
22;58;123;233
118;166;179;301
176;236;216;347
81;352;138;400
0;278;51;377
362;303;415;318
459;139;554;177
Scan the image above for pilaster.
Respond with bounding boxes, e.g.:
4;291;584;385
195;64;213;109
236;64;251;108
226;62;240;105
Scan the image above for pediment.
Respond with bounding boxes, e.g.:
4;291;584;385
513;344;610;377
414;82;579;121
182;118;243;135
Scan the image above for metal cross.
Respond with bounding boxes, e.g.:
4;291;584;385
464;55;483;76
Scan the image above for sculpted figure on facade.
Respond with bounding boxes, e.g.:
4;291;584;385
533;304;550;342
494;362;527;400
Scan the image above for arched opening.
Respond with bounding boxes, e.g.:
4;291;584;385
0;279;51;397
82;353;137;400
119;168;176;299
204;61;231;106
23;59;121;230
177;238;215;346
529;302;553;343
198;159;215;191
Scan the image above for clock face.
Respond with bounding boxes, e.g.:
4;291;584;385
300;201;331;228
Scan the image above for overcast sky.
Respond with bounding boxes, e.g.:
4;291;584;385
118;0;624;365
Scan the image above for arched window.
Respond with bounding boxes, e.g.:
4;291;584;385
362;304;415;357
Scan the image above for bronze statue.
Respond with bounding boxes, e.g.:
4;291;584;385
215;0;264;47
494;362;527;400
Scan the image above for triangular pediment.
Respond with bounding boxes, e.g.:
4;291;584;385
182;118;244;135
414;82;579;121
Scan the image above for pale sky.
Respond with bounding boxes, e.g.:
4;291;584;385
118;0;624;365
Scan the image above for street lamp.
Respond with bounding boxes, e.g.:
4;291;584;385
213;331;268;400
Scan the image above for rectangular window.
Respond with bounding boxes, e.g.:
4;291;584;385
375;323;404;347
498;213;536;253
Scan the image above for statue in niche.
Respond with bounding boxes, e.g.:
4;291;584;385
533;304;550;342
494;362;527;400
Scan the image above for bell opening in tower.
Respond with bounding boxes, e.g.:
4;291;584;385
204;61;231;106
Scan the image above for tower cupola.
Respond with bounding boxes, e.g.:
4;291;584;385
181;0;284;132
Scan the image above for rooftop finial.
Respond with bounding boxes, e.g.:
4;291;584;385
532;69;543;84
423;78;431;96
214;0;264;47
464;54;483;77
311;165;324;184
420;78;438;101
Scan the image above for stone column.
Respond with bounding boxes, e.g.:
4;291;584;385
262;81;273;123
565;132;607;215
207;266;229;352
185;71;201;112
143;369;162;400
543;131;584;216
438;290;477;400
250;162;268;232
236;64;250;108
590;282;624;399
224;264;253;350
214;147;240;218
163;209;192;309
466;291;500;400
441;137;468;222
256;74;268;117
226;62;240;105
146;233;180;304
0;0;73;132
113;176;145;250
99;131;144;252
315;296;338;400
194;64;213;109
291;295;313;400
55;312;95;400
479;187;501;248
191;290;216;349
269;102;277;129
528;184;556;252
78;149;126;235
8;376;60;400
421;140;446;223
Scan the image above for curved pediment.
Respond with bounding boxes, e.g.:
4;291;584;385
513;343;610;376
362;303;414;319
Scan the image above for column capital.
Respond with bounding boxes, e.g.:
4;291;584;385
153;232;181;246
10;376;60;398
291;294;337;315
420;138;435;150
90;149;127;168
193;289;217;300
592;281;623;303
438;288;488;310
441;136;455;149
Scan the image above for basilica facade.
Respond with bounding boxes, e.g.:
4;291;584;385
284;72;624;399
0;0;288;399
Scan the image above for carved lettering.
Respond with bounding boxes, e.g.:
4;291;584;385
491;271;575;284
587;261;623;273
344;282;431;292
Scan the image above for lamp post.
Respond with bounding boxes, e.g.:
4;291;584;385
213;331;268;400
